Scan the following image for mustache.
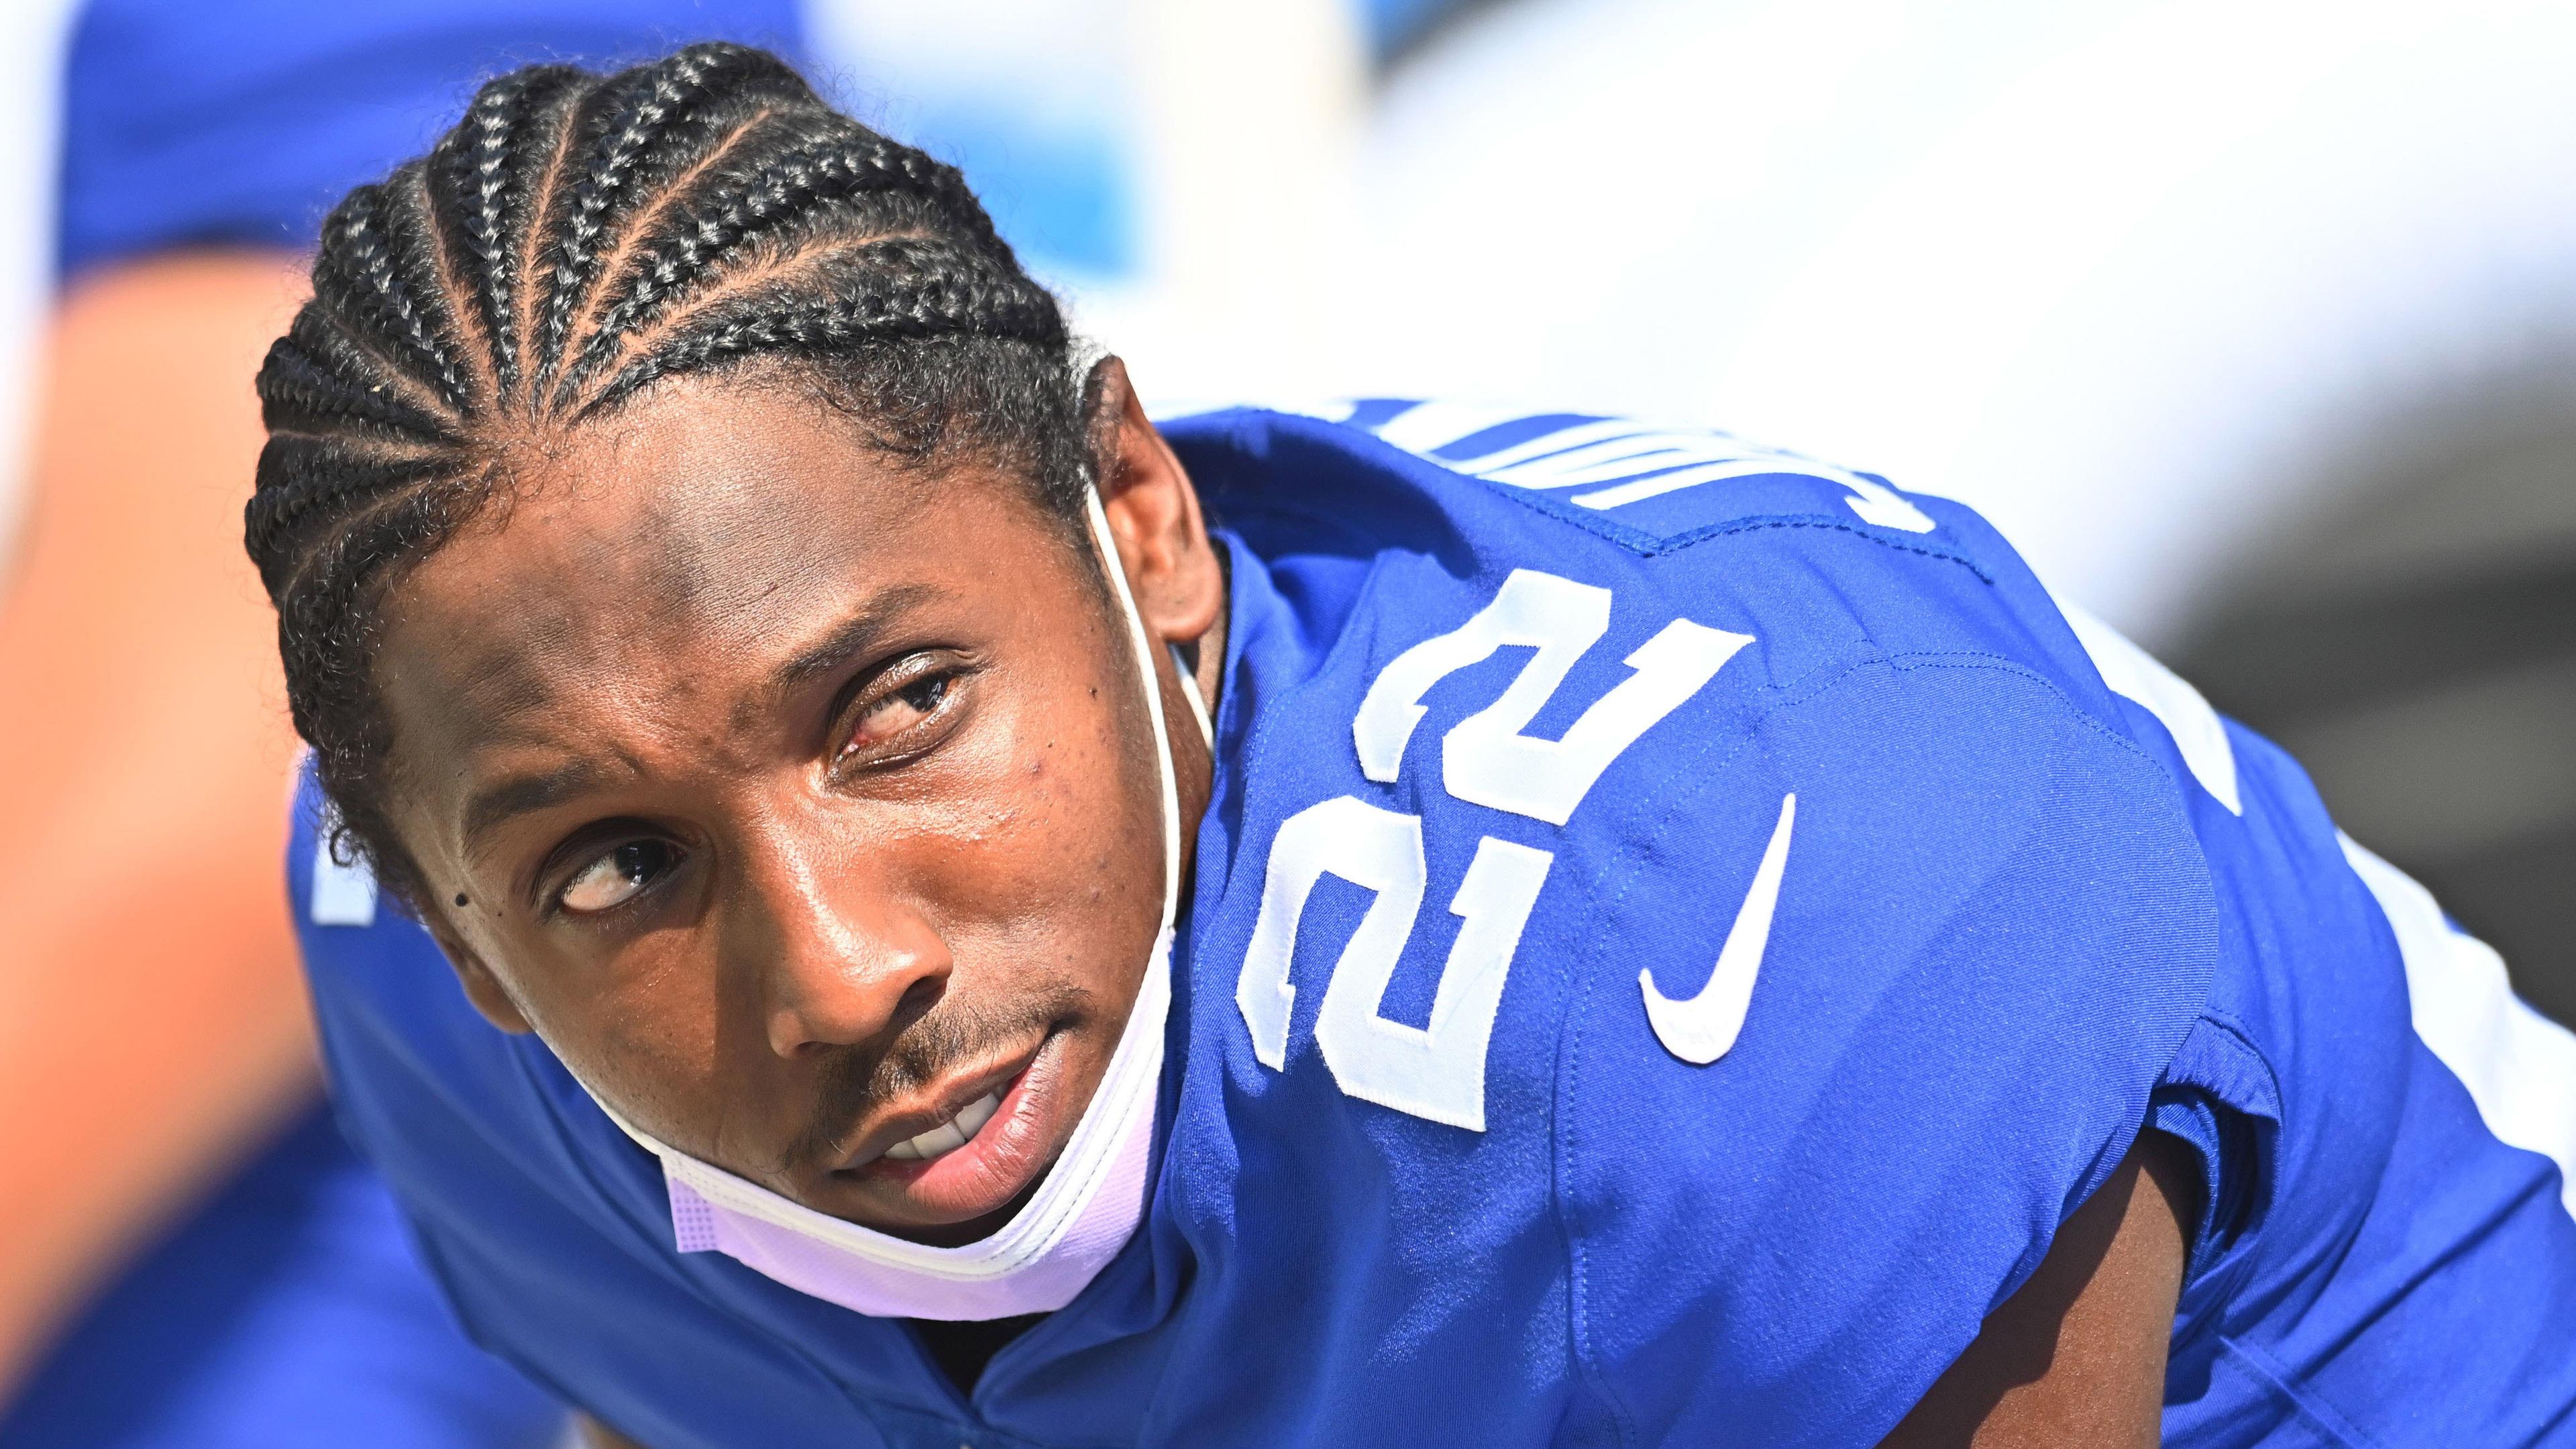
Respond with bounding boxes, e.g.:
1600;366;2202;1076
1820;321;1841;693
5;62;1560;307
784;979;1090;1174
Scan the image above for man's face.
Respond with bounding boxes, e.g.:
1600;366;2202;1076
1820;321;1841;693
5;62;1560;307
370;371;1211;1243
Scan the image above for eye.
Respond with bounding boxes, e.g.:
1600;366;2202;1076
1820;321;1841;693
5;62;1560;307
557;838;682;915
836;669;955;764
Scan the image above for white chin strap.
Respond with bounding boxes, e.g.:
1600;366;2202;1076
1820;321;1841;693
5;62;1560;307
580;484;1210;1320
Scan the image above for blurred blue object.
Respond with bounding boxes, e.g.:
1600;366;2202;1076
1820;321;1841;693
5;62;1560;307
800;2;1141;284
0;1107;562;1449
56;0;805;278
1362;0;1481;59
896;95;1132;280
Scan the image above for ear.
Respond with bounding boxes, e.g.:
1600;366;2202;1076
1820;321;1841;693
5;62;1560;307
1089;357;1224;650
419;908;536;1035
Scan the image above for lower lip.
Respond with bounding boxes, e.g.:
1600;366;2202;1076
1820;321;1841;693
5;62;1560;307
847;1033;1069;1220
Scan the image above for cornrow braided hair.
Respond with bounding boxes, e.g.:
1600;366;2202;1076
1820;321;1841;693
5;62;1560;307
247;43;1092;906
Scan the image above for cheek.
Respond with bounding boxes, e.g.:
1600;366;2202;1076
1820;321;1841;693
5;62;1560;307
914;648;1166;946
494;929;733;1130
1006;656;1160;871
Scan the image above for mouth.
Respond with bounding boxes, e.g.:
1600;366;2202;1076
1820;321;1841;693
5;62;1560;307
828;1026;1079;1226
839;1043;1037;1172
877;1086;1005;1163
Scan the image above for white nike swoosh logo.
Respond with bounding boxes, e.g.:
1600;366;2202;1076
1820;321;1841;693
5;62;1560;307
1641;792;1796;1065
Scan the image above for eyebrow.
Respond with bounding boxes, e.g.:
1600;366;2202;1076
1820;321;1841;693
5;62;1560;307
767;582;945;698
458;757;619;861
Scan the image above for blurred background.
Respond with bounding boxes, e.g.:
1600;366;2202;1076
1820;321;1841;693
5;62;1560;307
0;1;2568;1444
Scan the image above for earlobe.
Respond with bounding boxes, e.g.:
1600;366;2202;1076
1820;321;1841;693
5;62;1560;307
421;912;536;1035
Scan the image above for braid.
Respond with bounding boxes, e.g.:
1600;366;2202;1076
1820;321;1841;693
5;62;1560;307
583;235;1065;414
553;129;982;401
258;329;457;445
529;44;806;396
309;178;476;417
246;43;1086;906
426;64;586;404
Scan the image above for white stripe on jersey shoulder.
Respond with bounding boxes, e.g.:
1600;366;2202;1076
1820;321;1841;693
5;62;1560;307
310;812;379;928
1199;398;1939;535
2052;597;2243;814
2342;835;2576;1222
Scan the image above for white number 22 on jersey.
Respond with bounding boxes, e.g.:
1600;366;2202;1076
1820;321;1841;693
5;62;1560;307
1236;569;1748;1130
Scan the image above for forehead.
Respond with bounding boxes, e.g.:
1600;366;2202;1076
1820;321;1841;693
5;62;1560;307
376;375;1076;760
474;379;976;612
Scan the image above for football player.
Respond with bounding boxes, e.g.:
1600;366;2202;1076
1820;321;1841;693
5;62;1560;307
258;44;2576;1448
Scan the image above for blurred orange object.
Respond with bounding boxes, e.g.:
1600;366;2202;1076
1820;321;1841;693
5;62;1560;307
0;251;315;1395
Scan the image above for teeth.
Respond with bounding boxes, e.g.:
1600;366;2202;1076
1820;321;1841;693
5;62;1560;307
878;1091;1003;1164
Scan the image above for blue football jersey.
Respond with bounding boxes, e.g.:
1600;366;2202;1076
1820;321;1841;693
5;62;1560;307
294;402;2576;1448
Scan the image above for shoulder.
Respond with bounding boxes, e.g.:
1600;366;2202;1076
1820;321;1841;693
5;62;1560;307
1163;399;1967;570
1533;644;2221;1441
1177;401;2249;1442
1161;401;2141;730
1172;400;2219;905
1183;400;2235;1130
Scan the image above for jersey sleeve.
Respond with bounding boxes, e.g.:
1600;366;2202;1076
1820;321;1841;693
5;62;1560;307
58;0;804;277
1552;647;2227;1446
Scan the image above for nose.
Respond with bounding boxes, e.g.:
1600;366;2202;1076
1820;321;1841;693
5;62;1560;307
727;829;953;1061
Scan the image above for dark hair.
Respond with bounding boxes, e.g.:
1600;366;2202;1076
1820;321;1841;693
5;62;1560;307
246;42;1093;907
